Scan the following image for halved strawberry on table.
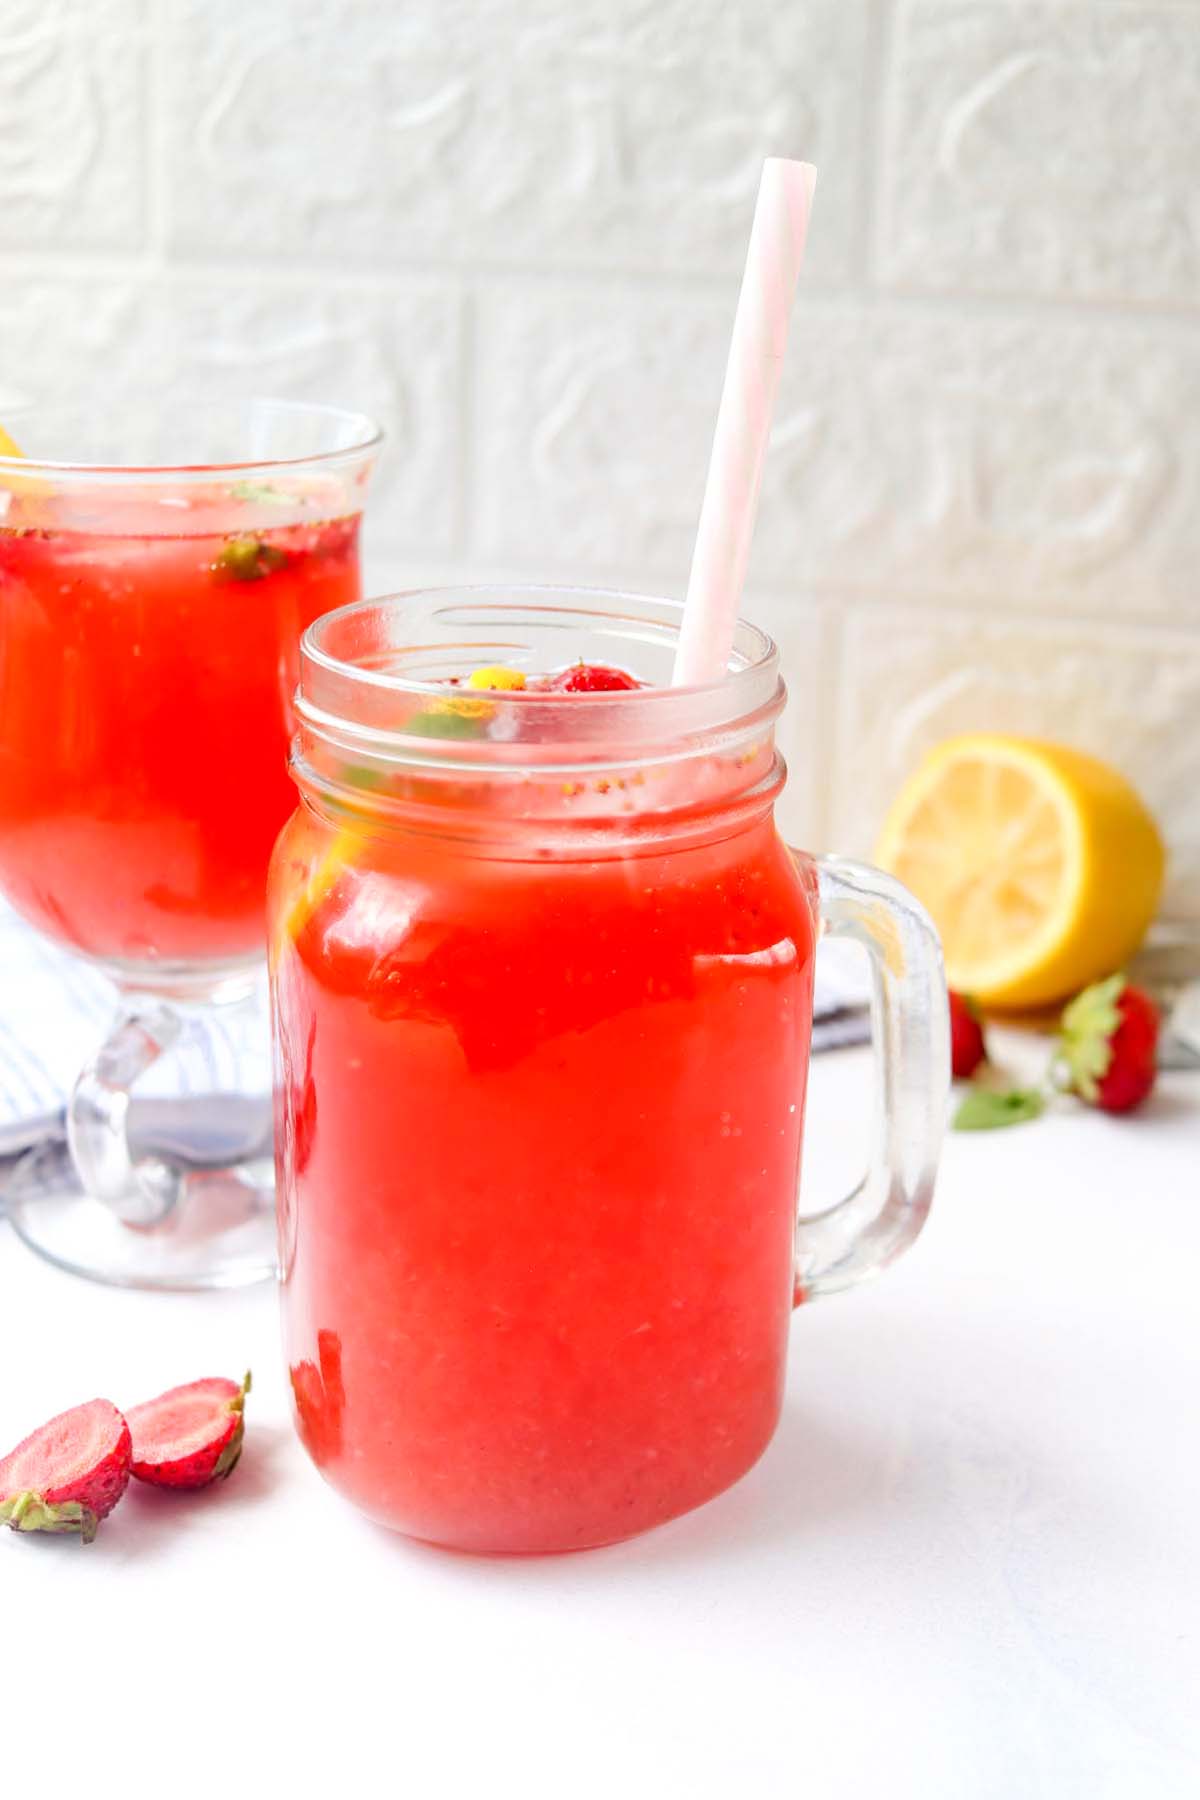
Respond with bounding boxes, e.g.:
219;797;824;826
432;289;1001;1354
0;1398;132;1543
126;1373;251;1490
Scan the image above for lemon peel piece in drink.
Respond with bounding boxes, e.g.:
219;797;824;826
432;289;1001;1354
466;665;526;691
431;694;494;723
275;667;526;963
272;825;362;969
421;666;524;728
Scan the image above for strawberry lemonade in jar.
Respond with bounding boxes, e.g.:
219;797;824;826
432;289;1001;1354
271;589;947;1552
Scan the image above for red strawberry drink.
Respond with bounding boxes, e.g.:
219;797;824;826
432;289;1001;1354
271;591;818;1552
0;504;360;967
0;402;379;1294
0;403;379;982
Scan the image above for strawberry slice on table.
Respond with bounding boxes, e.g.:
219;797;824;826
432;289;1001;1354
1058;974;1159;1114
126;1373;251;1490
0;1398;132;1543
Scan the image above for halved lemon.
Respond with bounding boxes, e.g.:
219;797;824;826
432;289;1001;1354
0;421;50;501
876;734;1165;1009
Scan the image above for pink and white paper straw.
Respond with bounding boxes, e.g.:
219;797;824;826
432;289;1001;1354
672;158;816;688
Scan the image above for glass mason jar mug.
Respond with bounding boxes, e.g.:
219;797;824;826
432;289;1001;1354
271;589;948;1553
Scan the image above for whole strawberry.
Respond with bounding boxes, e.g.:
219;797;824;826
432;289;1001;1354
1058;974;1159;1114
126;1373;251;1490
949;990;986;1079
0;1398;132;1543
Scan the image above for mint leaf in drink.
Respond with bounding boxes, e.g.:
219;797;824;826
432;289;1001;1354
229;481;294;506
952;1087;1045;1131
213;534;287;581
342;764;389;791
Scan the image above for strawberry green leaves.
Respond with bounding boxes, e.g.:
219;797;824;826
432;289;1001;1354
1057;972;1125;1102
0;1491;98;1543
1057;975;1159;1114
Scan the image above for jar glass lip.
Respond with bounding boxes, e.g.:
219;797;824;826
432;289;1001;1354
299;586;783;755
0;396;383;480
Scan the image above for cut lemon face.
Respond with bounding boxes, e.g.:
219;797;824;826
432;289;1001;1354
0;421;52;502
876;734;1165;1009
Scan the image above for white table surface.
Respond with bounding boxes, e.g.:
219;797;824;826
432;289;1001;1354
3;1038;1198;1799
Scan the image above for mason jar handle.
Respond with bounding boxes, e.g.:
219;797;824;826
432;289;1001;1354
68;1002;185;1229
793;853;949;1303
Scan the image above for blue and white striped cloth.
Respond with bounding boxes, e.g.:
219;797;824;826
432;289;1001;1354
0;901;271;1127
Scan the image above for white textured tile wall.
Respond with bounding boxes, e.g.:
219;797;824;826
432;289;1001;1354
0;1;146;253
880;3;1200;305
161;0;867;284
1;0;1198;908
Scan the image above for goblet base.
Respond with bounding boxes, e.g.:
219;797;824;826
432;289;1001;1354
6;1139;276;1291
